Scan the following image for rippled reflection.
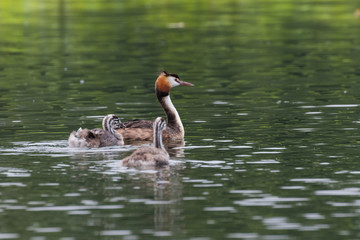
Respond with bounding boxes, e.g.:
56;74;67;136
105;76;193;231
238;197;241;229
1;0;360;239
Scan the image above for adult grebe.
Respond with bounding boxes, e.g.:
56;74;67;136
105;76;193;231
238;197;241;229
68;114;124;148
118;71;193;142
122;117;169;167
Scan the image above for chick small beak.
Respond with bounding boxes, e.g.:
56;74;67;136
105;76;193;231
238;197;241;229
178;80;194;86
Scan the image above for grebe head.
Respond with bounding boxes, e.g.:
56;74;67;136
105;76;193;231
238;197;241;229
102;114;124;133
155;71;194;94
153;117;166;132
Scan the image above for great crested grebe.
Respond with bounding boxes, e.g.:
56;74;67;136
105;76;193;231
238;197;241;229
118;71;193;142
122;117;169;167
68;114;124;148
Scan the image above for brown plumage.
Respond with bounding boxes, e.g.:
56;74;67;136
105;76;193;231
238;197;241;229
122;117;169;168
68;114;124;148
117;71;193;143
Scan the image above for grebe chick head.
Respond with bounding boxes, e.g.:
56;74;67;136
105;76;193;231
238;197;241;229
155;71;194;94
102;114;124;134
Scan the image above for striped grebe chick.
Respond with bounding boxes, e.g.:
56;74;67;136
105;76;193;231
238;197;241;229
118;71;194;142
122;117;169;168
68;114;124;148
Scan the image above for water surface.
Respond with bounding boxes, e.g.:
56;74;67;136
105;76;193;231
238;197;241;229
1;0;360;239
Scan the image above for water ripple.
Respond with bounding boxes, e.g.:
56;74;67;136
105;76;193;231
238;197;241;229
293;128;316;132
280;186;306;190
263;217;329;231
290;178;337;184
299;104;359;108
0;182;26;187
29;227;62;233
0;233;19;239
226;233;258;239
315;188;360;196
0;141;131;157
27;205;124;211
234;196;308;207
303;213;325;219
229;145;253;149
305;111;322;115
322;104;359;108
229;190;262;195
179;145;216;150
204;206;236;212
100;230;132;236
193;184;223;188
246;160;280;164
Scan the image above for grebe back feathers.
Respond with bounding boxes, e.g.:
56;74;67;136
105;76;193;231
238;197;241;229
68;114;124;148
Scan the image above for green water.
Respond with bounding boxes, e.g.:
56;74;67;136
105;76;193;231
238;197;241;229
1;0;360;239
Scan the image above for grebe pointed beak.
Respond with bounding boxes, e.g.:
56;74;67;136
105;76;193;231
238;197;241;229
178;80;194;86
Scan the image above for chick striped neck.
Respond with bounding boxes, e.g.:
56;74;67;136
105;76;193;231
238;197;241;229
103;115;120;134
153;121;165;150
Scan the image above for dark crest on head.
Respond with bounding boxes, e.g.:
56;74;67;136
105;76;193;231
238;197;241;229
160;70;180;79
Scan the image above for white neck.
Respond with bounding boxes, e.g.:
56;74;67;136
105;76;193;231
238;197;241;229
161;95;184;135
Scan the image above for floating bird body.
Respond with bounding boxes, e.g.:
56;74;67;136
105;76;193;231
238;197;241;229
68;114;124;148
